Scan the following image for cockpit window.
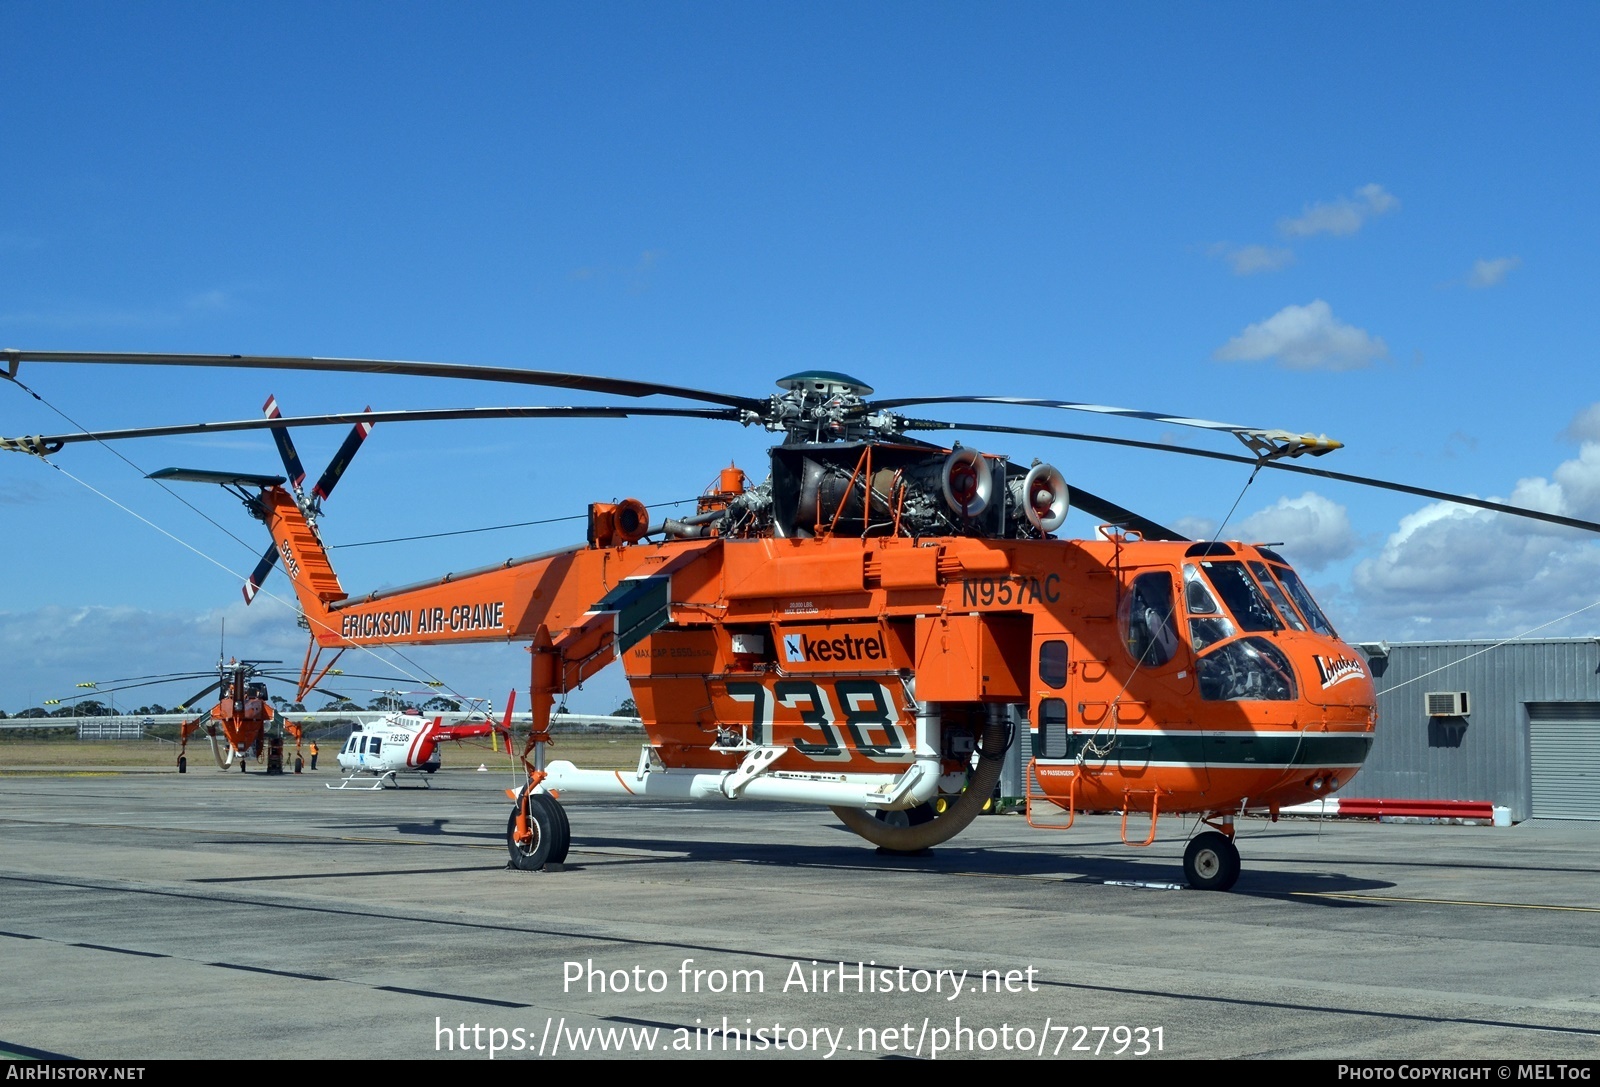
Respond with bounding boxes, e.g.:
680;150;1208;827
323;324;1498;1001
1183;563;1236;652
1269;564;1337;637
1198;636;1298;701
1198;560;1282;632
1122;571;1180;668
1249;561;1306;631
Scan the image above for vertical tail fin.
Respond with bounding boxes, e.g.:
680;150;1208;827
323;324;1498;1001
259;487;347;642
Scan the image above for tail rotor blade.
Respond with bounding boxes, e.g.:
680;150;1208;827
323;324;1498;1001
312;409;374;501
243;544;280;605
263;394;308;489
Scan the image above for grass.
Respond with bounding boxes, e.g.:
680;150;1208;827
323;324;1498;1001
0;734;642;772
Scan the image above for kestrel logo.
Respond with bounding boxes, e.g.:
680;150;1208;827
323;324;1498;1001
1313;654;1366;690
781;630;885;663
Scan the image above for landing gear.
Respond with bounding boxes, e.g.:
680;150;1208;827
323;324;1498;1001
1183;831;1241;891
506;793;570;871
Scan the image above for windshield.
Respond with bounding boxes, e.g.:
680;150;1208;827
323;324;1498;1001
1197;560;1281;632
1269;564;1337;637
1249;561;1306;631
1184;563;1237;652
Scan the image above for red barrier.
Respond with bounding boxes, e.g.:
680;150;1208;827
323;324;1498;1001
1335;799;1495;820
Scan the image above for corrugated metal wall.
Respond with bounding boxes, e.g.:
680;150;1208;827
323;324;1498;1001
1341;638;1600;822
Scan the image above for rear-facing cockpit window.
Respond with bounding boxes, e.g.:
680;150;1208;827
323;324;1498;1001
1122;571;1180;668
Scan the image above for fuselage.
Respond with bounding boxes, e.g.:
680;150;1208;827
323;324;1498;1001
620;535;1375;818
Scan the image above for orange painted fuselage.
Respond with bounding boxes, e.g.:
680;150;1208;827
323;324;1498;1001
262;479;1375;821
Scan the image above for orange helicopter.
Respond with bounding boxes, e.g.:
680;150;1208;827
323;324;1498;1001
55;657;413;775
8;351;1600;889
174;658;305;774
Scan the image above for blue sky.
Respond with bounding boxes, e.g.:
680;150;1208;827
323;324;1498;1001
4;3;1598;714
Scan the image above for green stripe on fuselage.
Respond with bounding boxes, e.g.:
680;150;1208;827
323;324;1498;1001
1050;731;1373;767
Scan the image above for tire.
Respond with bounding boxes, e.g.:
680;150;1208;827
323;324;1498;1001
545;796;571;864
1183;831;1241;891
833;711;1011;853
506;794;558;871
872;802;936;829
177;755;187;774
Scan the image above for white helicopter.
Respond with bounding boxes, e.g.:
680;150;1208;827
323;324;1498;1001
329;693;513;790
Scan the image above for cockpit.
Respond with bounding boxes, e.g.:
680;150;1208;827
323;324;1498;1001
1124;544;1340;702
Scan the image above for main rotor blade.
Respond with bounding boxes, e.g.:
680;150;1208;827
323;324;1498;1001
174;679;225;713
876;395;1341;459
262;394;307;488
1065;483;1188;542
932;419;1600;535
311;409;373;501
2;405;745;452
44;672;221;701
1;350;767;413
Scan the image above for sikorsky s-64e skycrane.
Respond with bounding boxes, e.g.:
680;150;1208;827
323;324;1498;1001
9;351;1599;888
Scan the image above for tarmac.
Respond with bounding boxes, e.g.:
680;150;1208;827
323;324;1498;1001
1;764;1597;1061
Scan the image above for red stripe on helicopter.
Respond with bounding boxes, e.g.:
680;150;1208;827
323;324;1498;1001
405;720;434;768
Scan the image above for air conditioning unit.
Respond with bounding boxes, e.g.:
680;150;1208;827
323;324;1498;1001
1424;691;1470;717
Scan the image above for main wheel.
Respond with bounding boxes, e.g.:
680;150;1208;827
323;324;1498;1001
506;796;555;871
1183;831;1241;891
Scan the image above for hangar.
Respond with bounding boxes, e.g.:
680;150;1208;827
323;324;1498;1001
1340;638;1600;823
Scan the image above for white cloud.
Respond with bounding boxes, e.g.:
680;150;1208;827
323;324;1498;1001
568;249;668;294
185;289;234;312
1172;515;1218;541
0;600;307;713
1348;442;1600;640
1563;403;1600;445
1214;300;1388;371
1232;492;1358;571
0;480;47;506
1467;256;1520;288
0;599;634;717
1209;243;1295;276
0;287;241;329
1278;183;1399;238
1546;444;1600;520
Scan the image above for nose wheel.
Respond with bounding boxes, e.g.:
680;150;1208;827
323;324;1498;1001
1183;831;1241;891
506;793;571;871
